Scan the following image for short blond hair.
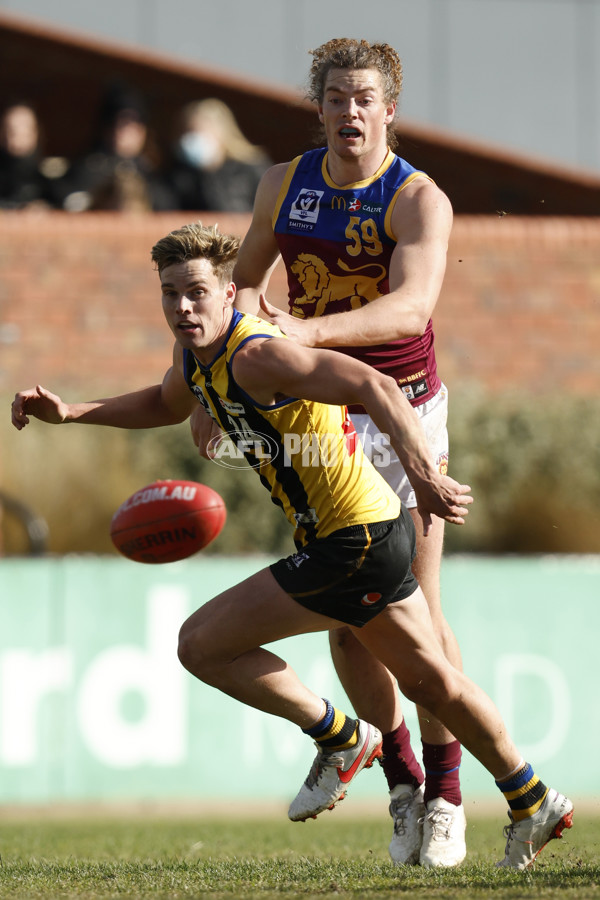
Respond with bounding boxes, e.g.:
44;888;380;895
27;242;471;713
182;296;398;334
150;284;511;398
151;222;240;283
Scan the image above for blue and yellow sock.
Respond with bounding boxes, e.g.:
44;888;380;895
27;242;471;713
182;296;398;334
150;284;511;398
303;699;359;751
496;761;549;821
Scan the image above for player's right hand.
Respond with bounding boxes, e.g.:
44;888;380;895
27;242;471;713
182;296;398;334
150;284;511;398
259;295;317;346
413;475;473;535
11;385;68;430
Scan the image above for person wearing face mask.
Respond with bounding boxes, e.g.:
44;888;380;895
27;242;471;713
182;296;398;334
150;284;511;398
166;98;271;212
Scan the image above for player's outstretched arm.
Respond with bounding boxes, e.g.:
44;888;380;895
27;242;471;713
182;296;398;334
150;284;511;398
12;348;197;432
12;382;189;430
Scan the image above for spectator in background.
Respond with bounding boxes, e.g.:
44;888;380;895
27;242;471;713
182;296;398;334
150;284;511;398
166;98;270;211
0;102;62;209
60;84;175;212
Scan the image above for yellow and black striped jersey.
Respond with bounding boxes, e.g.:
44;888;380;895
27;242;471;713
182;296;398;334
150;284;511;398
183;310;400;547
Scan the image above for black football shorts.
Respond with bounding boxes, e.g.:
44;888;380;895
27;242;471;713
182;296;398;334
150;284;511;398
270;505;418;627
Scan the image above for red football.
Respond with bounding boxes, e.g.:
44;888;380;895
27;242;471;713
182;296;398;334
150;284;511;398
110;479;226;564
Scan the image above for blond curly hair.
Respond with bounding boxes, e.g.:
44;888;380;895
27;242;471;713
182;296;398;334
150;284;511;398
307;38;403;105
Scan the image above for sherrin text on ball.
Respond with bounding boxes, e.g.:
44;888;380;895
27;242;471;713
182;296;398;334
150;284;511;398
110;479;226;563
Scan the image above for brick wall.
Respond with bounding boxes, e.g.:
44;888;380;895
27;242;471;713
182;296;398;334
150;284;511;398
1;212;599;397
439;217;600;395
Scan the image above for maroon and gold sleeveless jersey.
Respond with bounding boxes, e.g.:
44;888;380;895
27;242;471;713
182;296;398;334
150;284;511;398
272;147;441;410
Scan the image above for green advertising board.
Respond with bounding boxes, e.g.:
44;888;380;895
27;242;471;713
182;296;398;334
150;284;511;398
0;555;597;805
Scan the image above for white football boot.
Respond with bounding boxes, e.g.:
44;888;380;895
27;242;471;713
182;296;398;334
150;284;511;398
288;720;382;821
419;797;467;867
388;783;426;865
496;789;574;869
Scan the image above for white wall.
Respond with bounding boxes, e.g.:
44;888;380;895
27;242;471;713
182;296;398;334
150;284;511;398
1;0;599;173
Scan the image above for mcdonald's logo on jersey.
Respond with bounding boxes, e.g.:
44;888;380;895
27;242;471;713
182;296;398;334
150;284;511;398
331;195;347;211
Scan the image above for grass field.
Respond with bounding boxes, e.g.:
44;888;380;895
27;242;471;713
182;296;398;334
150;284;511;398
0;804;597;899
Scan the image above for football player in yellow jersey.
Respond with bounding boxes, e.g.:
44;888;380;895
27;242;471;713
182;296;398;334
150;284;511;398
12;223;573;870
195;37;469;869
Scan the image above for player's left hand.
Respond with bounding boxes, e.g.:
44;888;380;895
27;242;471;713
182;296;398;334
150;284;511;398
259;295;316;346
413;475;473;535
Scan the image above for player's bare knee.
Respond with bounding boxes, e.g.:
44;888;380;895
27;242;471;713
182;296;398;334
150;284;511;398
177;626;197;673
177;624;219;682
396;662;456;712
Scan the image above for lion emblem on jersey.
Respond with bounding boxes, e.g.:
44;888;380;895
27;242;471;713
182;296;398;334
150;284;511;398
290;253;386;317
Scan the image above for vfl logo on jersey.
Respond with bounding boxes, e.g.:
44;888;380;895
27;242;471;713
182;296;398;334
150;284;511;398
361;592;382;606
289;189;323;228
